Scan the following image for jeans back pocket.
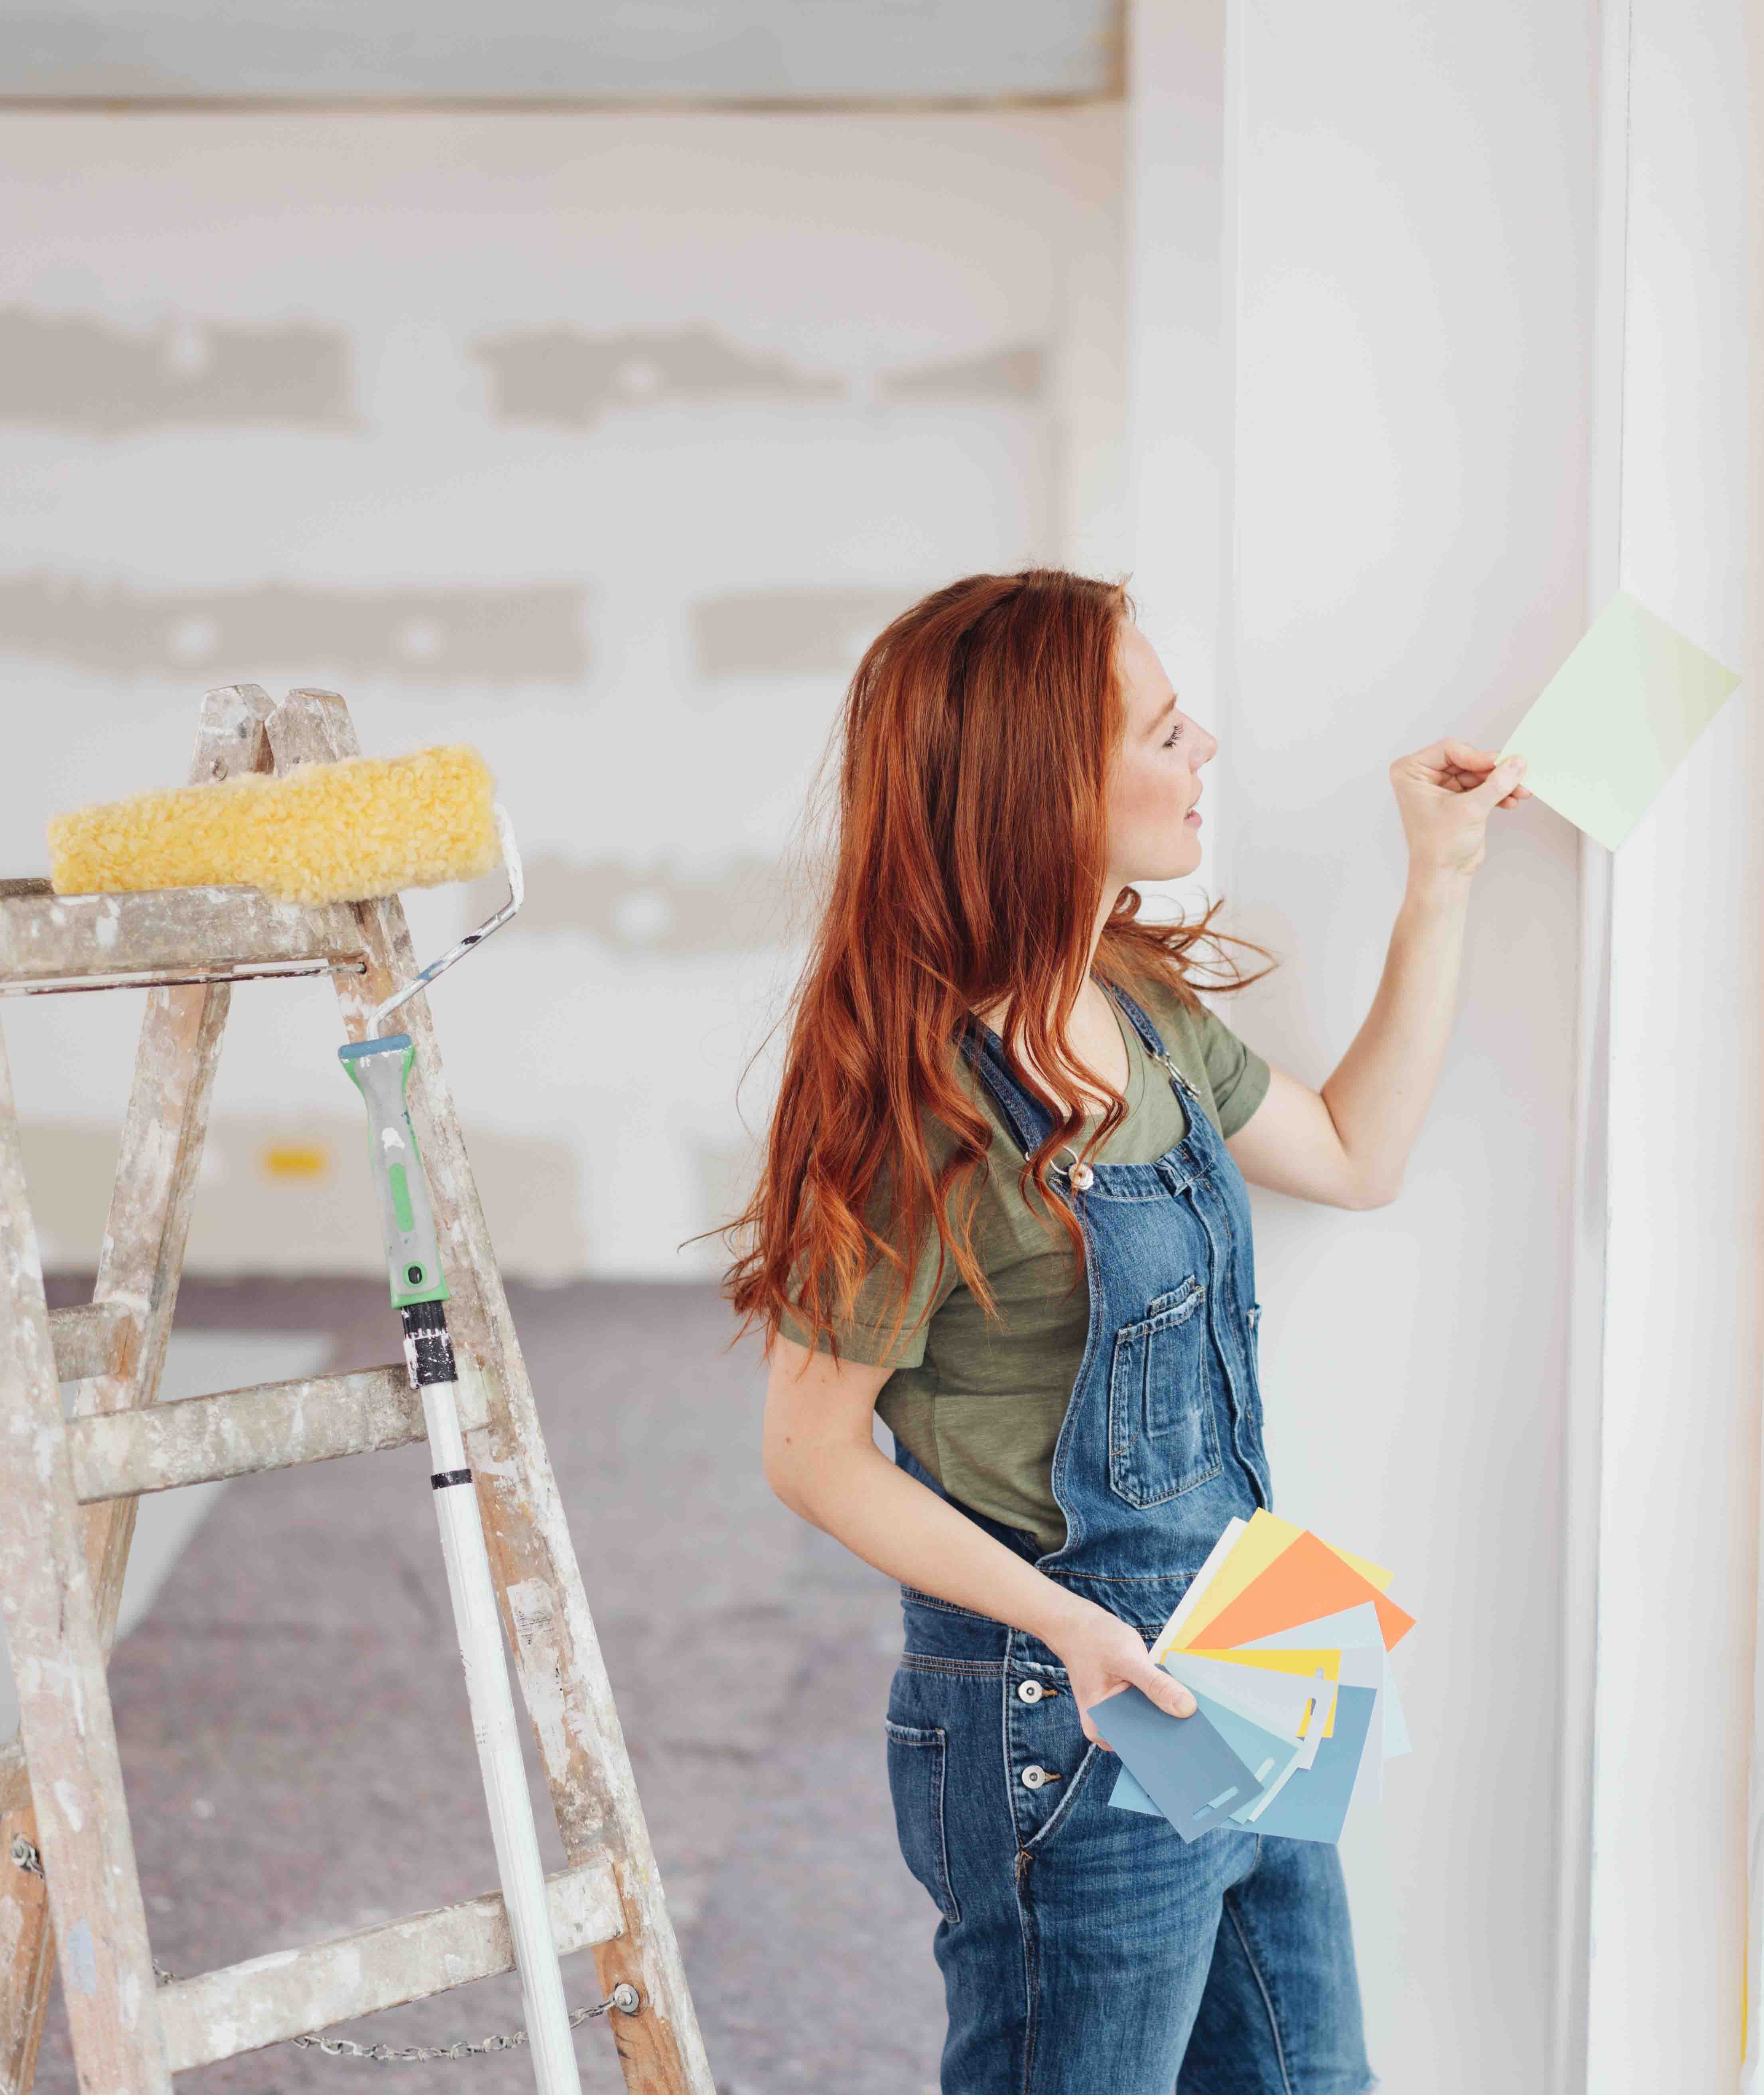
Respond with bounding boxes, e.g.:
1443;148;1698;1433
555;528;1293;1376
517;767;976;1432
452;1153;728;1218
1107;1275;1223;1507
884;1719;961;1924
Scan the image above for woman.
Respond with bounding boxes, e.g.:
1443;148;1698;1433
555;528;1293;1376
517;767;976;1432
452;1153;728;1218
724;568;1527;2093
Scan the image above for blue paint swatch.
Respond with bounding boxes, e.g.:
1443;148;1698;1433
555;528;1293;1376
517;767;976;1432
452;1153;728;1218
1086;1685;1265;1841
1108;1685;1380;1845
1233;1684;1376;1842
1187;1688;1301;1793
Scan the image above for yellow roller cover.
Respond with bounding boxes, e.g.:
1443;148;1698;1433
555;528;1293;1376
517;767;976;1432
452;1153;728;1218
48;744;499;905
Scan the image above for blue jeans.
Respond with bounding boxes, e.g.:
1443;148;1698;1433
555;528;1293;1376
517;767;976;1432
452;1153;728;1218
886;1610;1376;2093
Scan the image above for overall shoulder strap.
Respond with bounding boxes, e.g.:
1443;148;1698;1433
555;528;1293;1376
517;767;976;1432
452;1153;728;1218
954;1014;1059;1160
1102;978;1168;1060
1104;978;1201;1102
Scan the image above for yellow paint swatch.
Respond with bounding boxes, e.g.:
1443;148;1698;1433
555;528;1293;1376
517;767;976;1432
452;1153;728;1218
1188;1646;1344;1736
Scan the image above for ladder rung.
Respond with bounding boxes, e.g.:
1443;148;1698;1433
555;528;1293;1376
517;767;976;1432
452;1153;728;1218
156;1855;625;2072
0;884;365;983
49;1300;137;1381
66;1363;492;1501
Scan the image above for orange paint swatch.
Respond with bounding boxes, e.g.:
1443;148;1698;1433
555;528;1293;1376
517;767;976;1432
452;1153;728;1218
1183;1530;1416;1653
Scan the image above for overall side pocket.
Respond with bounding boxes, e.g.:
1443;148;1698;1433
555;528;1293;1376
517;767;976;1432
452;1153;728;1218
884;1719;962;1924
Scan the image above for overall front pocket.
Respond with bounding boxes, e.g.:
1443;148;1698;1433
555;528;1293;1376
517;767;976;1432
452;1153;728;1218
1106;1276;1222;1507
884;1719;961;1923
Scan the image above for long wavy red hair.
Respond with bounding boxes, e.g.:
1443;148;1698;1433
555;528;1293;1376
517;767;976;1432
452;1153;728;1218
717;568;1273;1370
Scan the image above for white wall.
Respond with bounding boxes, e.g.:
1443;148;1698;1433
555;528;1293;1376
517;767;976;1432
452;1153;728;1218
1129;4;1597;2087
0;106;1124;1282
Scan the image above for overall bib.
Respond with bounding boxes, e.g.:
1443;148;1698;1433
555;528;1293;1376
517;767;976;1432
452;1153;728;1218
885;981;1374;2095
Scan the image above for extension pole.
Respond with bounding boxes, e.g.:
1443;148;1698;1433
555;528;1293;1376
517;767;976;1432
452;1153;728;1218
342;1034;581;2095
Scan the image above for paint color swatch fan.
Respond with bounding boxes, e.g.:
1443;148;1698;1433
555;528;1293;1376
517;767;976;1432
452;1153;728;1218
1089;1510;1416;1844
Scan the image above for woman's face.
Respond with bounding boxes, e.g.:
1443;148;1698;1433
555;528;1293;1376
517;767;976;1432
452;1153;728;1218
1105;619;1216;888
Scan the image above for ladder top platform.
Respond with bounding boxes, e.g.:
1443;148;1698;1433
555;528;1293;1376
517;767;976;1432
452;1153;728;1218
0;880;366;984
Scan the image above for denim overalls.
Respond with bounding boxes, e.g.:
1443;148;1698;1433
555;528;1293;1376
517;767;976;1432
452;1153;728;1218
884;980;1374;2095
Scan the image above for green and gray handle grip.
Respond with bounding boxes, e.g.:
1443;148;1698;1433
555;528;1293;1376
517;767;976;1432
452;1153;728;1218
339;1034;450;1309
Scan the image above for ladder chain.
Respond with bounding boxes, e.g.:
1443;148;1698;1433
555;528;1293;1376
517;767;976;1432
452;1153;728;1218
286;1987;641;2065
8;1836;639;2064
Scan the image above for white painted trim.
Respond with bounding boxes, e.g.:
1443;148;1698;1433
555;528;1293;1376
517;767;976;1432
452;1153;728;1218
1213;0;1245;909
1123;0;1228;909
1551;0;1631;2083
1577;0;1761;2078
1553;837;1610;2095
1741;0;1764;2077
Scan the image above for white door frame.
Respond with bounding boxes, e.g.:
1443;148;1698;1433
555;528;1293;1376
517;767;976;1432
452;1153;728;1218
1563;0;1762;2088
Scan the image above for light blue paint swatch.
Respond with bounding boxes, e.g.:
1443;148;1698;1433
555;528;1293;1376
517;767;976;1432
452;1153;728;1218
1109;1762;1161;1817
1236;1600;1383;1653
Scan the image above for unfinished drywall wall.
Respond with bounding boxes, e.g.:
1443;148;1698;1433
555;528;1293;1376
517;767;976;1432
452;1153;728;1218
0;105;1127;1279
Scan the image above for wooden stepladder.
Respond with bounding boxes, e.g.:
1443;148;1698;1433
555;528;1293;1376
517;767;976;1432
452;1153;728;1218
0;686;714;2095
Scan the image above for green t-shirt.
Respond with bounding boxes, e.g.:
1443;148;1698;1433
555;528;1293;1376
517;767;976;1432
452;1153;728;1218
777;975;1271;1553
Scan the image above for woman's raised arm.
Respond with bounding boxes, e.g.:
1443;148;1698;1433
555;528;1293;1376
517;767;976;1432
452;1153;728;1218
1226;738;1528;1209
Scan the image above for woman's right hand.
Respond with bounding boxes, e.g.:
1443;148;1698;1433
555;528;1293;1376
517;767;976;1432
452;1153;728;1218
1041;1594;1196;1750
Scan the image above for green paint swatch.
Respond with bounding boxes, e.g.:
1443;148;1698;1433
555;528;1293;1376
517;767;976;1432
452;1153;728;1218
1501;590;1740;852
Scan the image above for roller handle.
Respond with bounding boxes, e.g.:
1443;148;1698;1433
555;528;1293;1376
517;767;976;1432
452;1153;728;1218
339;1034;451;1309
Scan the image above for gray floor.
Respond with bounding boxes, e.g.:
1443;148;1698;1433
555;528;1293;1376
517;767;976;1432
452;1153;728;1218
29;1275;946;2095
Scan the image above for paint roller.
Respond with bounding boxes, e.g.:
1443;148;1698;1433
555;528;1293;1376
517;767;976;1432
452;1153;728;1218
47;747;581;2095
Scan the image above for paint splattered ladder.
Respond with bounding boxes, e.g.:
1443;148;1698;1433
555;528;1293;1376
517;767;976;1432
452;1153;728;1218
0;687;713;2095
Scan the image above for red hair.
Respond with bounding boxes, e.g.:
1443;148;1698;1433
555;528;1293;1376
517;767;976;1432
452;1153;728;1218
714;568;1273;1369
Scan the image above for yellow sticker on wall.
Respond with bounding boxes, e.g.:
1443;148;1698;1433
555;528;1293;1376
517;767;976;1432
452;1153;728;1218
260;1142;331;1181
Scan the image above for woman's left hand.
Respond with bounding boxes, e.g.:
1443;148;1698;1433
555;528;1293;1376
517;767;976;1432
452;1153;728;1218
1389;738;1531;881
